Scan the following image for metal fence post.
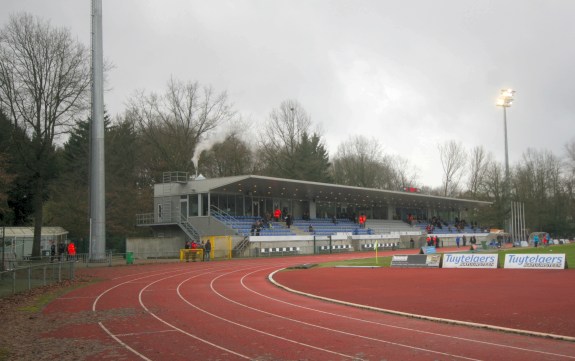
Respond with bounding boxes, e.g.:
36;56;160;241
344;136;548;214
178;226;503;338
28;264;31;291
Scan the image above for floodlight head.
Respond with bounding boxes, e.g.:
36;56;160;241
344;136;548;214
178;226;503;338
497;88;515;107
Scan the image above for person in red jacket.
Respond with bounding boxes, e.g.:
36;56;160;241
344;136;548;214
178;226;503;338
274;208;281;222
359;214;366;228
191;241;198;262
67;242;76;261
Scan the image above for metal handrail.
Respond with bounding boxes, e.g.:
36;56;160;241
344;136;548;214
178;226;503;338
210;205;238;224
179;214;201;242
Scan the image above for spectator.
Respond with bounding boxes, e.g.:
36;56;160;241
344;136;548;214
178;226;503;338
50;241;56;263
191;241;198;262
184;241;191;262
285;214;292;229
58;242;66;262
359;213;366;228
204;239;211;261
255;220;262;236
67;241;76;261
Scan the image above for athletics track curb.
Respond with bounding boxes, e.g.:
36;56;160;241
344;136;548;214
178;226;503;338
268;269;575;343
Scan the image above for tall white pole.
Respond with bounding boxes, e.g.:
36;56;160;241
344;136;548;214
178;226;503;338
521;202;526;242
90;0;106;261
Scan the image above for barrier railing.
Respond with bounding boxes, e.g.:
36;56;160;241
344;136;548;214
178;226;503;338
0;261;76;298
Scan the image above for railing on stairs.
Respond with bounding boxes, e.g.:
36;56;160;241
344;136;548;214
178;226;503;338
210;205;251;257
233;236;251;258
179;214;201;242
210;205;238;224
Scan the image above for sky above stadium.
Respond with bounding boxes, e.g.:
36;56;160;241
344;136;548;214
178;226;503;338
3;0;574;188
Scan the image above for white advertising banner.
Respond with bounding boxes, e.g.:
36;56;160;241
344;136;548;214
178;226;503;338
504;254;566;269
443;254;499;268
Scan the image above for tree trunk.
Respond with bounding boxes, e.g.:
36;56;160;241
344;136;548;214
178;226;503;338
31;178;44;259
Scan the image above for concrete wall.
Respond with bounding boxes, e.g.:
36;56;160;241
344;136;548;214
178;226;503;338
126;237;183;259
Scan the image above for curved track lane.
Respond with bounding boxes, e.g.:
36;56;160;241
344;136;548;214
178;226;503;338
45;255;575;361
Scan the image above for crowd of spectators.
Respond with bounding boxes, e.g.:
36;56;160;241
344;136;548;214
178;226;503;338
422;216;488;234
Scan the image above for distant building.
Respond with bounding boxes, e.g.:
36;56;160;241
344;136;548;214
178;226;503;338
2;227;68;259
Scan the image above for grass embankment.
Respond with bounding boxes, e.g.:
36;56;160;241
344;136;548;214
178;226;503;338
315;243;575;268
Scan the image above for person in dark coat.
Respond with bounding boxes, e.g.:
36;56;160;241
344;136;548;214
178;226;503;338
203;239;211;261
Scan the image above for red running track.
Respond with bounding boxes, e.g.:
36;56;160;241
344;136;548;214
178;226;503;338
43;253;575;361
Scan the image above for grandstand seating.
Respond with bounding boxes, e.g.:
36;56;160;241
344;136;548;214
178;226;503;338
414;222;489;234
293;218;367;236
213;213;486;238
213;215;296;236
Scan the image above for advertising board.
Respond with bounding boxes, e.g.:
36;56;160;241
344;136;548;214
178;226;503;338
391;254;441;268
443;253;498;268
504;254;565;269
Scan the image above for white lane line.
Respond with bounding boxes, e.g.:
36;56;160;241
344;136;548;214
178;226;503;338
114;329;178;337
206;267;483;361
99;321;153;361
92;269;188;312
137;270;252;360
92;265;246;360
264;268;575;359
176;271;362;360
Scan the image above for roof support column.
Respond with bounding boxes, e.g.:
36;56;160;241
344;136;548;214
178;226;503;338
387;204;394;220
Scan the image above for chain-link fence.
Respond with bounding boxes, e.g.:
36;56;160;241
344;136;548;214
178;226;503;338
0;261;76;298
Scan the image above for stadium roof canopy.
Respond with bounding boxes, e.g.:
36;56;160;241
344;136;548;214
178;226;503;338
185;175;491;211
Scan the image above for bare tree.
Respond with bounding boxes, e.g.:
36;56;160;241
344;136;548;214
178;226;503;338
566;139;575;177
514;148;564;231
126;77;235;178
332;135;397;189
466;146;493;197
438;141;467;197
389;156;420;190
258;100;313;177
564;139;575;229
0;13;91;257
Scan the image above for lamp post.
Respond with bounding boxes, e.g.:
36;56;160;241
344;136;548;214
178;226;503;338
496;89;515;233
496;89;515;188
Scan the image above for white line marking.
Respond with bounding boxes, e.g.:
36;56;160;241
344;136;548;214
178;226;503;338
208;267;483;360
264;267;575;359
176;271;362;360
98;322;153;361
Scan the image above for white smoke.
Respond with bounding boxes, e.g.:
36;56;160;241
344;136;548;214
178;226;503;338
190;117;253;177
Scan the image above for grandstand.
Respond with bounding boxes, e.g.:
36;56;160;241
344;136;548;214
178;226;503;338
135;173;492;257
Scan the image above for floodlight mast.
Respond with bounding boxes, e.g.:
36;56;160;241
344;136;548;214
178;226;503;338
496;89;515;193
496;88;515;233
90;0;106;261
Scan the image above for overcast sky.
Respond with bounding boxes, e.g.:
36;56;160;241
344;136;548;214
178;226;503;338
3;0;575;187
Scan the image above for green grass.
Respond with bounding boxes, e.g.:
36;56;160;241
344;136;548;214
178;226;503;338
16;291;62;313
312;243;575;269
494;243;575;268
316;256;392;268
16;277;101;313
0;348;9;361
